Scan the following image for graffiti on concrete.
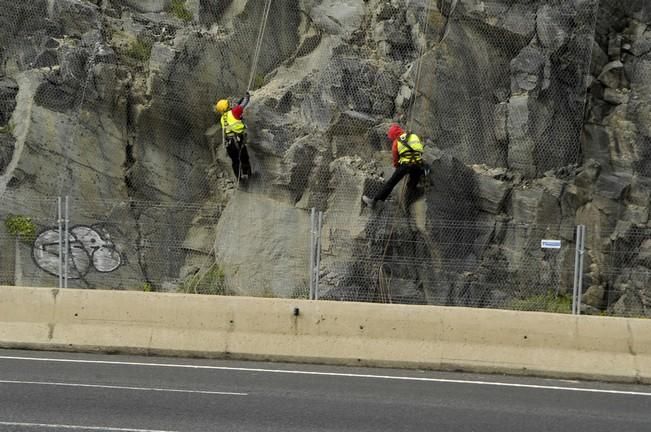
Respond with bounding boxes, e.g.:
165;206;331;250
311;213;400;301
32;224;123;279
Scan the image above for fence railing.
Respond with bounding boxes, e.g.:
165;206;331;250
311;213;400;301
10;195;641;317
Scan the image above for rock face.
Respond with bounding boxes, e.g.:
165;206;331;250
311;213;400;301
0;0;649;316
213;191;311;298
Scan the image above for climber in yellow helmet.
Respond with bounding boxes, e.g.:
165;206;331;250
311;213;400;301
214;91;252;181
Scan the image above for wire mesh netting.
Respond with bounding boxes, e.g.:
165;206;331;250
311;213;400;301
320;207;577;313
1;0;649;317
599;225;651;317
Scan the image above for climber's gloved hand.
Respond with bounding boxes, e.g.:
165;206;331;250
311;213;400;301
240;91;251;108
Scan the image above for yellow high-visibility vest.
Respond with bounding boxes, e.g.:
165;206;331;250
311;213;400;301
220;110;246;136
397;133;423;164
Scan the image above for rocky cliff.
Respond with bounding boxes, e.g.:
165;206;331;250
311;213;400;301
0;0;649;316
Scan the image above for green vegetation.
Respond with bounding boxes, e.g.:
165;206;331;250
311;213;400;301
180;263;226;295
0;122;15;135
508;292;572;314
142;282;154;292
168;0;193;23
253;73;266;90
125;38;153;63
5;215;37;243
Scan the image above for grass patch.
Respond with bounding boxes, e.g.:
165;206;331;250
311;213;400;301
508;292;572;314
168;0;193;22
125;38;153;63
5;215;37;243
180;263;226;295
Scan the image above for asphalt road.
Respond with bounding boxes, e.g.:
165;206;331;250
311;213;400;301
0;349;650;432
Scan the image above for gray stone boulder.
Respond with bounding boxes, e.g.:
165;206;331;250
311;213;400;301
308;0;366;37
276;135;324;203
0;78;18;126
511;186;561;227
410;24;524;168
597;60;624;88
213;192;311;298
0;132;14;177
119;0;171;13
455;0;537;40
511;46;546;93
373;17;413;56
53;0;100;37
536;4;570;52
630;30;651;57
636;239;651;268
583;285;605;309
471;165;510;214
507;94;536;177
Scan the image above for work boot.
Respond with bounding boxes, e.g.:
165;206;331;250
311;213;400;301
362;195;376;209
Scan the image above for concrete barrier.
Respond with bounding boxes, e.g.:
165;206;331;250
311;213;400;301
1;286;649;383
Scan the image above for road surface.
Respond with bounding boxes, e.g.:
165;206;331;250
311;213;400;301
0;349;650;431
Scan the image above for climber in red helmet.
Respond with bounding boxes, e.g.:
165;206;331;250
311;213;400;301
362;123;425;209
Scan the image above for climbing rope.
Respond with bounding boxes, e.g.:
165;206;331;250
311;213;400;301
374;181;409;303
372;0;459;303
374;0;437;301
440;0;458;44
247;0;273;91
406;0;457;132
228;0;272;190
406;0;434;132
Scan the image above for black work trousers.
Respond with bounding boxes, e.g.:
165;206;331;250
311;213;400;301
374;163;423;202
225;134;252;178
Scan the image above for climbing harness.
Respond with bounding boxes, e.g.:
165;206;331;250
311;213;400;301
221;110;246;136
397;132;424;164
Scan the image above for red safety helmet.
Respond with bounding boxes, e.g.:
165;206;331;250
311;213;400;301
387;123;404;141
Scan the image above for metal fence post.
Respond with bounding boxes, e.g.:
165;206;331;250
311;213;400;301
314;211;323;300
57;197;63;289
309;208;315;300
64;196;70;289
572;225;586;315
577;225;586;315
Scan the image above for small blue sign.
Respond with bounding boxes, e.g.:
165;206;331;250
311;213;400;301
541;239;561;249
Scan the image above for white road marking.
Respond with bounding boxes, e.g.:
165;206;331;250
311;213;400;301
0;421;178;431
1;355;649;397
0;379;247;396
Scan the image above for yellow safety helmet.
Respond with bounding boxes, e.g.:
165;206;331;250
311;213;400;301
215;99;229;114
